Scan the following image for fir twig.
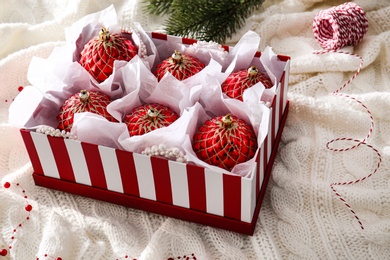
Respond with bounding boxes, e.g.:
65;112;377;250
144;0;174;15
144;0;265;43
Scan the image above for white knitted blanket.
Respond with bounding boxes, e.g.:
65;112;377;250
1;0;389;259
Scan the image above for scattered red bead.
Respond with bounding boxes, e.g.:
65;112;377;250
0;249;7;256
18;86;24;92
3;182;11;189
25;204;33;212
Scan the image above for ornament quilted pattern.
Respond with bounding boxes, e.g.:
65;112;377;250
124;103;179;136
193;114;258;171
79;27;138;82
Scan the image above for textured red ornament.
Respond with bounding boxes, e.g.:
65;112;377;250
193;114;258;171
154;50;205;81
57;90;116;132
124;103;179;136
79;27;138;82
221;66;273;101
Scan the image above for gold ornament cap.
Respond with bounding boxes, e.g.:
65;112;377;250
79;90;90;103
247;66;259;78
147;108;160;123
171;50;183;64
221;114;234;128
99;27;111;41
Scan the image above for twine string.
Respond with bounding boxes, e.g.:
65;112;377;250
312;2;382;229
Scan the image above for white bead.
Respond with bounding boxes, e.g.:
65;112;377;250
172;148;180;155
158;144;166;152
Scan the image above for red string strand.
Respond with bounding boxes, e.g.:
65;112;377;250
313;2;382;229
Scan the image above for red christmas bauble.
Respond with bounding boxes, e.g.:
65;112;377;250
221;66;273;101
124;103;179;136
193;114;258;171
79;27;138;83
57;90;116;132
154;50;205;81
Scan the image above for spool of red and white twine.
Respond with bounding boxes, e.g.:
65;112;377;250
312;2;382;229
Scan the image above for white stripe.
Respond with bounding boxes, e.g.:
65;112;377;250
168;161;189;208
205;168;223;216
133;153;156;200
259;140;265;191
241;167;256;223
98;146;123;193
167;34;183;43
31;132;59;179
64;139;91;186
267;110;273;162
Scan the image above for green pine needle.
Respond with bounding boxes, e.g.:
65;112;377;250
144;0;175;15
144;0;265;43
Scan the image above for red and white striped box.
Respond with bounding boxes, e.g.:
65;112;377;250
20;33;290;235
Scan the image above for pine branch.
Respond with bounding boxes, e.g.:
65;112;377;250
144;0;175;15
144;0;265;43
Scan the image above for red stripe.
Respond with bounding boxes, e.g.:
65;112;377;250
254;51;261;58
151;32;168;41
81;142;107;189
182;37;197;45
279;71;286;122
115;149;139;197
20;130;44;175
151;157;173;204
222;45;230;52
186;164;206;212
271;96;277;145
47;136;75;182
277;54;290;62
223;174;242;220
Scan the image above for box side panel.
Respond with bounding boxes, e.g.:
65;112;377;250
133;153;157;201
186;164;207;212
241;168;256;223
81;142;107;189
46;136;75;182
150;156;173;204
99;145;124;193
64;139;91;186
168;161;190;208
222;173;242;220
205;168;224;217
20;129;43;175
31;132;60;179
115;149;140;196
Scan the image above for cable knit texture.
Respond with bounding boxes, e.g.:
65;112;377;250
1;0;390;259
